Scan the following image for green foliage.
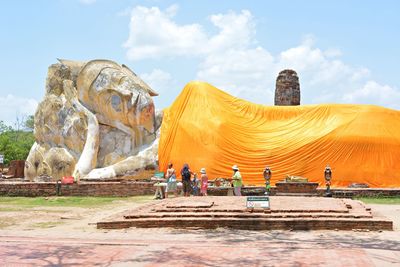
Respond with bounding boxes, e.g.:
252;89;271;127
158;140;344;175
24;115;34;132
356;196;400;204
0;120;35;165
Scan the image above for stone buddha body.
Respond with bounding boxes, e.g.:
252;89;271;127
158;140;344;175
25;59;162;181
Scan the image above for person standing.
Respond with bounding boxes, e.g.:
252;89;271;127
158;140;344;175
200;168;208;196
231;165;242;196
191;173;200;196
181;163;193;197
263;166;272;195
165;163;178;198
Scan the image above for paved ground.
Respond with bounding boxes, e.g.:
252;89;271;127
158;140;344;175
0;229;399;266
0;199;399;266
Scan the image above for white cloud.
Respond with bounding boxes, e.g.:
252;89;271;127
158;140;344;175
124;6;208;60
123;6;254;61
197;47;275;100
0;94;38;127
207;10;255;52
140;69;177;108
324;48;342;58
124;5;400;110
343;81;400;109
79;0;97;5
141;69;173;94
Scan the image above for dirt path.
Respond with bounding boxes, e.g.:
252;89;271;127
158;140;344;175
0;197;156;238
369;204;400;230
0;199;399;266
0;198;399;238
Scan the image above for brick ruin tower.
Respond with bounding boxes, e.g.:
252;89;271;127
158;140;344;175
274;69;300;106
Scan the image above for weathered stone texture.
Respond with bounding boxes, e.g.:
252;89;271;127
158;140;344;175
25;59;162;182
274;69;300;106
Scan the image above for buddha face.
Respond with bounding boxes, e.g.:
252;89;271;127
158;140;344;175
77;60;157;133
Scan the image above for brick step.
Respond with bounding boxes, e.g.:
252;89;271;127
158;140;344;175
97;217;392;231
165;203;214;208
97;196;392;231
123;212;372;219
275;193;319;197
151;208;349;213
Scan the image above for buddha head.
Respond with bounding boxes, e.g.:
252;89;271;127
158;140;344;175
76;60;158;134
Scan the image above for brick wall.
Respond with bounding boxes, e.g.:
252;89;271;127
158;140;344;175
0;182;399;197
324;188;400;197
0;181;155;197
275;182;319;194
98;217;393;231
207;186;400;197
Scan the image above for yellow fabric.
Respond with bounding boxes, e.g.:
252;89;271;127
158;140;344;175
159;81;400;187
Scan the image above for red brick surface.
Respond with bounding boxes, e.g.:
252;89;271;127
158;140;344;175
2;234;396;267
276;182;319;194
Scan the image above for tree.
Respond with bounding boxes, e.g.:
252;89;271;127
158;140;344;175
0;121;12;134
24;115;34;132
0;119;35;165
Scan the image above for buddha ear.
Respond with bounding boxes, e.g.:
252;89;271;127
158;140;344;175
63;80;78;101
122;64;159;97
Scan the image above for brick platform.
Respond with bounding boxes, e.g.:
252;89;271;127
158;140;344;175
97;196;393;231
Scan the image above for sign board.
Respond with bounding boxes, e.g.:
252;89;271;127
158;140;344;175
0;155;3;164
246;196;270;209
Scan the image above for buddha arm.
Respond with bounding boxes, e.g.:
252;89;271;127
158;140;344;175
63;80;100;180
85;137;159;179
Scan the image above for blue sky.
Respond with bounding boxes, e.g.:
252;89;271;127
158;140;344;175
1;0;399;126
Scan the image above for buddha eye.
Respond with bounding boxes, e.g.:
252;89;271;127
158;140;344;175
111;95;122;112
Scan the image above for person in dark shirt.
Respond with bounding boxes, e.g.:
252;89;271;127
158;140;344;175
181;163;193;197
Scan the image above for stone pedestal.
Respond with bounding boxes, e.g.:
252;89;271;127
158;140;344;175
275;182;319;196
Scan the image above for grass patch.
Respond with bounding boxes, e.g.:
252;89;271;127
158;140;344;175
0;207;25;212
0;195;153;208
355;196;400;204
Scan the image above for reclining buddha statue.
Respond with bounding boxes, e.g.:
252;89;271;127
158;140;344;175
24;59;162;181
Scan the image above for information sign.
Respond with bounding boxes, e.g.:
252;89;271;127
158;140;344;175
246;196;270;209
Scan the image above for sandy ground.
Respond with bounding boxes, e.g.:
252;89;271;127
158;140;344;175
0;198;399;266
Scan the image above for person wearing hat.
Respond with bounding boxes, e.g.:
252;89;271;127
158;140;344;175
231;165;242;196
200;168;208;196
165;163;178;198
